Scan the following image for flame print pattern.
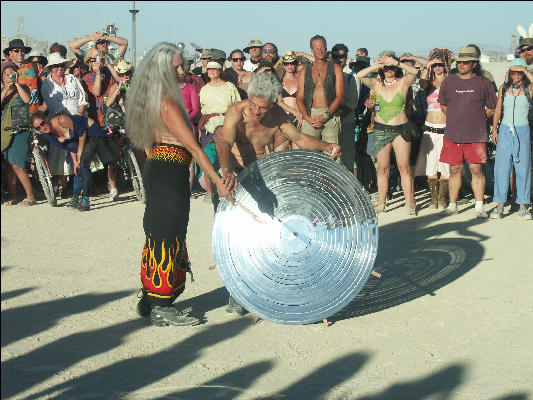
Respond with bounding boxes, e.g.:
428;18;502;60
148;145;192;165
141;235;190;304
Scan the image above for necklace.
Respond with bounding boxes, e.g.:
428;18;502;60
384;79;397;86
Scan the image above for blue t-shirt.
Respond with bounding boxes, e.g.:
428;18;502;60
41;115;108;163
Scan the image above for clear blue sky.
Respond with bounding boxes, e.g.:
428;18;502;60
1;1;532;58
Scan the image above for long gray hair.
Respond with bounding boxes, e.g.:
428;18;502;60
125;42;190;150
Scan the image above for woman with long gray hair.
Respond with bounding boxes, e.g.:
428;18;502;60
126;42;230;327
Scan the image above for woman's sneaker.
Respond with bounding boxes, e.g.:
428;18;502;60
517;209;532;221
77;196;90;211
109;189;119;201
489;208;504;219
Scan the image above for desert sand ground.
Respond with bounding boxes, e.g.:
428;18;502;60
2;61;532;400
2;183;532;400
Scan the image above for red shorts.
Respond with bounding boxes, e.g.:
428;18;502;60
439;139;487;165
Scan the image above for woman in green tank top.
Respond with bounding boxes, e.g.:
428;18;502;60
356;52;418;215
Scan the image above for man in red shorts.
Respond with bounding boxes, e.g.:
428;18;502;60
438;46;497;218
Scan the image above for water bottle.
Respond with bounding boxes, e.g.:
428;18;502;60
374;102;380;112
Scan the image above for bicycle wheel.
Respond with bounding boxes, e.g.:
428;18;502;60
124;147;145;204
32;147;56;206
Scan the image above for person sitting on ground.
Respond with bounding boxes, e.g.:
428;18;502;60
1;61;36;205
356;50;419;215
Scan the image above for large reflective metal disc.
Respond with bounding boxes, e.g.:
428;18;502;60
212;150;378;325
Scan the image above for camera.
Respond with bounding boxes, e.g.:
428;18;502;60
8;72;17;82
95;56;101;63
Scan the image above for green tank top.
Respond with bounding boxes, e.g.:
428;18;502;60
377;92;405;123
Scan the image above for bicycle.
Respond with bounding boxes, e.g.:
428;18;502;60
3;125;56;206
108;125;145;203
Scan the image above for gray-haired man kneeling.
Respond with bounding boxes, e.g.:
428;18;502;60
217;72;341;315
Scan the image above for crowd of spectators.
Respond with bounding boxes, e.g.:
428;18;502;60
1;31;532;219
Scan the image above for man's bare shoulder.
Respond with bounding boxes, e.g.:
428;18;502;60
226;99;248;117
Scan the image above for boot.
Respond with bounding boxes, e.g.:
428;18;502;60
427;177;438;209
67;195;80;208
226;295;246;316
136;291;153;317
150;306;199;327
438;179;448;209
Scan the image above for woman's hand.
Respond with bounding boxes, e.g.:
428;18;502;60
509;65;527;73
380;55;397;66
295;111;303;129
217;175;235;204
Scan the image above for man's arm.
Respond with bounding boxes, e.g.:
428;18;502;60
441;105;447;115
280;121;340;158
327;63;345;115
217;104;241;191
108;35;128;57
296;66;308;119
69;32;103;56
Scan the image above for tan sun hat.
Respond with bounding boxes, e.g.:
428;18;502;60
114;59;132;74
281;51;297;63
455;46;479;62
243;39;263;53
206;61;222;70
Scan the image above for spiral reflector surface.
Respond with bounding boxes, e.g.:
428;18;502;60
212;150;378;325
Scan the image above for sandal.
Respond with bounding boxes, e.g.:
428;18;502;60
489;208;504;219
3;200;16;206
18;198;37;207
373;201;386;213
517;209;532;221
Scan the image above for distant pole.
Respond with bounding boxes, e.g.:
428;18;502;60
129;1;139;65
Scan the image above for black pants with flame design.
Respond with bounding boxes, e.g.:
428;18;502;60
140;143;192;307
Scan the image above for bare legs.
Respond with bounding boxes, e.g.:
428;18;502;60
6;162;35;202
375;136;415;208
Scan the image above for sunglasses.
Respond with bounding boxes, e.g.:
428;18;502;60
231;57;246;62
262;49;277;54
283;61;297;66
34;120;48;131
383;65;397;71
332;53;347;59
519;46;533;53
118;72;132;76
456;60;473;65
432;63;445;68
11;48;24;54
510;70;524;75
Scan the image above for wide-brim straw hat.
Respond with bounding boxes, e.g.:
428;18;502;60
114;59;133;74
455;46;479;62
281;51;297;63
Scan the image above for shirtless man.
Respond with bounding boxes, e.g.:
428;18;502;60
296;34;344;145
218;72;341;203
217;72;340;316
